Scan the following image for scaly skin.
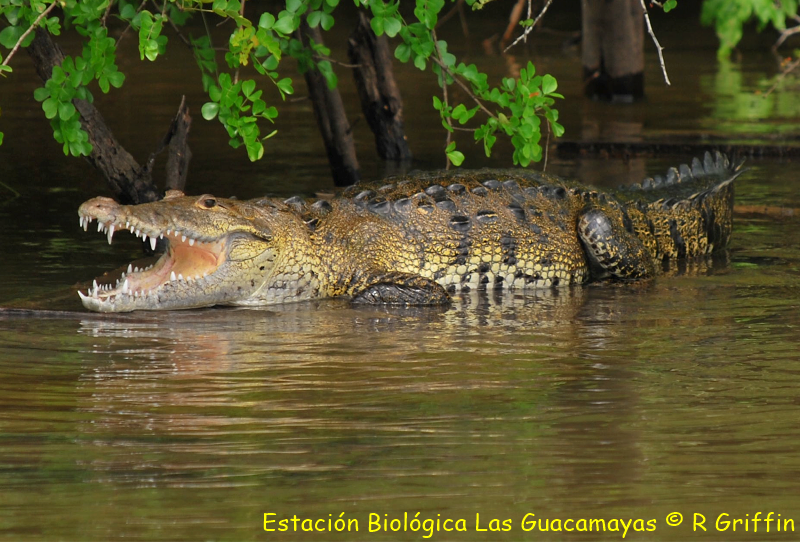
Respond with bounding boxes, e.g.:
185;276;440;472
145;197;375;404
77;152;743;312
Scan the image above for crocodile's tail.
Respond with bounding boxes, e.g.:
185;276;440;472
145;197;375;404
617;152;745;261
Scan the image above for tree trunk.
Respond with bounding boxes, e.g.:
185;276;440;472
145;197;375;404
348;12;412;162
299;23;360;187
581;0;644;102
146;96;192;193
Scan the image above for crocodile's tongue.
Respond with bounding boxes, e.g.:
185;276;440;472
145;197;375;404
79;230;228;306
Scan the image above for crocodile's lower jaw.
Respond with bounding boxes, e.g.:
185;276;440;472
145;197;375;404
78;218;227;312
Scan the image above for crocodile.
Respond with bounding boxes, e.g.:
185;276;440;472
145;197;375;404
76;151;742;312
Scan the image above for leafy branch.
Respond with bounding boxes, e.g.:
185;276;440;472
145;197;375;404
1;0;567;168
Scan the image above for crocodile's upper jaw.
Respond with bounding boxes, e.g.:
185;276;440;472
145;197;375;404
77;193;276;312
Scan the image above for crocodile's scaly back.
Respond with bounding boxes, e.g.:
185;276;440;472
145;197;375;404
75;152;743;312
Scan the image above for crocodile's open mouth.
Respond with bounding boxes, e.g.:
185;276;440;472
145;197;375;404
77;213;227;309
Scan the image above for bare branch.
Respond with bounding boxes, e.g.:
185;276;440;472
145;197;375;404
774;24;800;50
313;55;361;69
639;0;671;85
503;0;555;53
432;30;454;170
763;56;800;96
1;1;59;68
542;116;550;172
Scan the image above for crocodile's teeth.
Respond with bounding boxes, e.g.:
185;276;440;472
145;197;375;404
127;264;133;274
134;229;140;238
178;273;184;281
159;233;164;240
149;236;157;251
170;271;177;281
107;224;115;244
78;290;88;302
181;235;186;243
166;229;172;236
126;221;130;229
97;221;104;233
121;279;129;294
188;238;195;246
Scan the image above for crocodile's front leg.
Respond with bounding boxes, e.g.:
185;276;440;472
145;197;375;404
578;207;655;281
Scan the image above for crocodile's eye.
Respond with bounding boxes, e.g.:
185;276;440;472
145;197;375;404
197;196;217;209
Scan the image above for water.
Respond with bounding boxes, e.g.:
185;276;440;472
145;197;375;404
1;7;800;541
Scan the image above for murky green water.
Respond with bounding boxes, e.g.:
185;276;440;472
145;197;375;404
1;7;800;541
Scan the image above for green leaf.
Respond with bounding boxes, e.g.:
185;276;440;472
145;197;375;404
107;71;125;88
413;55;426;70
320;12;335;31
446;141;465;166
58;102;76;120
276;77;294;97
246;140;264;161
242;79;256;98
370;16;385;36
541;74;558;95
42;98;58;119
201;102;220;120
0;132;4;146
209;84;222;102
0;26;24;49
395;43;411;63
286;0;303;12
120;3;136;19
664;0;677;12
258;12;275;29
307;11;322;27
33;87;50;102
432;95;442;110
383;16;401;37
273;14;298;34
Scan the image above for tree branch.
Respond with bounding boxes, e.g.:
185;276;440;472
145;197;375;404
429;55;497;121
432;30;454;169
1;1;59;68
27;28;161;204
638;0;671;85
503;0;555;53
763;56;800;96
774;24;800;50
